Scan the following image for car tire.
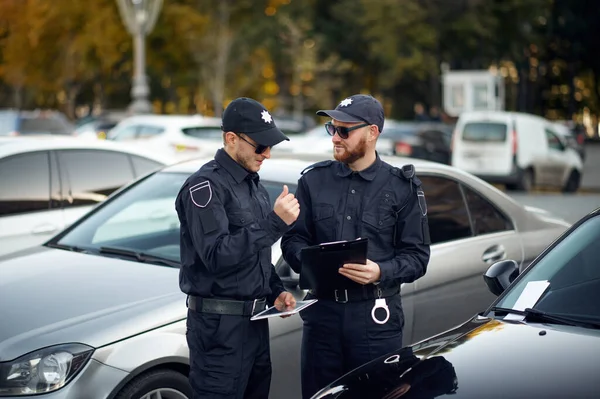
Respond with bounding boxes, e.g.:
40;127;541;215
509;168;534;192
114;369;192;399
563;170;581;193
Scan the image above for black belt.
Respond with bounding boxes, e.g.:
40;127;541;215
187;296;267;317
309;285;399;303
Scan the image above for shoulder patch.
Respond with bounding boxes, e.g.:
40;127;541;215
301;160;334;175
189;181;212;208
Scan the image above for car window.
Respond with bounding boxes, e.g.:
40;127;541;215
0;152;50;216
496;215;600;321
181;126;224;140
261;181;297;208
109;125;139;141
138;125;165;138
57;172;187;261
463;186;512;234
420;176;472;244
58;150;136;207
545;129;564;151
462;122;507;142
130;155;164;177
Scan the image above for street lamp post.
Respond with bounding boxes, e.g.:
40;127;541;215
116;0;163;114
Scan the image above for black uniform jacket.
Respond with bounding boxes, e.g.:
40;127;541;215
281;155;430;292
175;149;288;304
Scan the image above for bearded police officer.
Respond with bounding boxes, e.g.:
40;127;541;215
176;97;299;399
281;94;431;399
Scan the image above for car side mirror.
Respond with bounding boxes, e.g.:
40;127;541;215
275;257;300;289
483;259;519;296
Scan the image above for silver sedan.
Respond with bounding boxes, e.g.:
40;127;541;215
0;154;569;399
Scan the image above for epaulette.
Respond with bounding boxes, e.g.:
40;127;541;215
301;160;334;175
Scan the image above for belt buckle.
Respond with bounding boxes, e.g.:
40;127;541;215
334;289;348;303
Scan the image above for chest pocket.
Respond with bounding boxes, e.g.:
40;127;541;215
228;210;255;228
363;190;397;230
313;203;334;222
362;210;396;230
312;203;336;241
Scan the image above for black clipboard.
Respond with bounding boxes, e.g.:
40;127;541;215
299;238;368;290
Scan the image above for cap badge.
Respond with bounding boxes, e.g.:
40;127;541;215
339;98;352;107
261;110;273;123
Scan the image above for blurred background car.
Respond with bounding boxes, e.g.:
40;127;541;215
311;206;600;399
386;121;454;164
451;111;583;192
106;114;224;161
0;109;75;137
73;111;128;140
0;136;169;257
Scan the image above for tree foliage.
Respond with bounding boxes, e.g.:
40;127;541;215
0;0;598;120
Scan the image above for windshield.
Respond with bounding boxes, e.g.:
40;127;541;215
495;214;600;321
55;172;188;262
462;122;507;142
53;171;292;264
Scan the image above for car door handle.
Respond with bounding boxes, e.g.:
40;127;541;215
31;224;59;235
482;245;506;264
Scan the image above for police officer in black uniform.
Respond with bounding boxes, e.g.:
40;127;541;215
281;94;431;399
176;97;300;399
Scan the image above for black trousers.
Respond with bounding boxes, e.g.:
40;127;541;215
300;293;404;399
186;309;271;399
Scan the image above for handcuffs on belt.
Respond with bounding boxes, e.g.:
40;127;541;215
371;288;390;325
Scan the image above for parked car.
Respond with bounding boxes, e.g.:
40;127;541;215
451;111;583;192
312;207;600;399
0;154;569;399
0;136;169;257
73;112;127;140
0;109;75;137
106;114;224;161
386;121;453;164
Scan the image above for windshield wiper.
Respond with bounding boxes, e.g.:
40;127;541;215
99;246;180;268
491;306;600;329
47;242;93;254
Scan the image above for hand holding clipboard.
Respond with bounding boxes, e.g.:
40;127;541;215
299;238;369;290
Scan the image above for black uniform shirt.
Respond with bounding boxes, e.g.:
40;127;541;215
175;149;288;303
281;154;431;290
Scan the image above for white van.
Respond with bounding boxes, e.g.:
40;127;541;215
451;111;583;192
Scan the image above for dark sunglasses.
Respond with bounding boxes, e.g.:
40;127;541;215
237;134;270;154
324;122;369;139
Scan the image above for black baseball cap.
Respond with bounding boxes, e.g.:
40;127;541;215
221;97;289;147
317;94;385;133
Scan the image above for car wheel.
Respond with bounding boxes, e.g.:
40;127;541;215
563;170;581;193
512;168;534;192
115;369;192;399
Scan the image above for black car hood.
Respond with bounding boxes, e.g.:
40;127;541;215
0;247;186;362
313;315;600;399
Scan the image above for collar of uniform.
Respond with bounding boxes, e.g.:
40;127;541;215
215;148;249;183
336;154;382;181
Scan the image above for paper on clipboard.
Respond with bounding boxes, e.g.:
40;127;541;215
250;299;318;321
504;280;550;321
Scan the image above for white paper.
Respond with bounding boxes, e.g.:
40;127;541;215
504;280;550;321
250;299;318;321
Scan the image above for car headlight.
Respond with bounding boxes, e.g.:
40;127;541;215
0;343;93;396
